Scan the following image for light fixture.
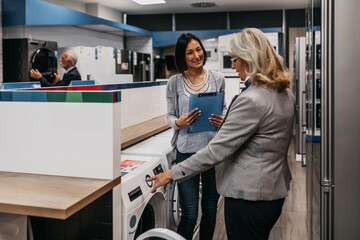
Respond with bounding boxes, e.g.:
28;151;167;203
131;0;166;5
191;2;217;8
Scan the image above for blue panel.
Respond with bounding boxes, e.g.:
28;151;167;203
70;80;95;86
2;0;151;36
0;92;13;101
1;82;41;90
2;0;26;26
152;28;282;47
12;91;47;102
28;0;151;35
100;81;167;90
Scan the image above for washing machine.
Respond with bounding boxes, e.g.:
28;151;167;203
123;129;201;239
122;131;172;158
3;38;58;83
120;153;167;240
122;129;174;174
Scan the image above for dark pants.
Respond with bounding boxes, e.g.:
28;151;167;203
224;197;285;240
176;150;220;240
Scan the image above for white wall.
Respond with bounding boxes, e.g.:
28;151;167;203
2;26;124;49
97;4;123;23
44;0;86;13
44;0;122;23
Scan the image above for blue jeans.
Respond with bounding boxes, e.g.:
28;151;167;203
176;150;220;240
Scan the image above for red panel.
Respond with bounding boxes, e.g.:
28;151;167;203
66;85;102;91
22;85;102;91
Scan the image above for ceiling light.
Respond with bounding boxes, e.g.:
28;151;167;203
131;0;166;5
191;2;217;8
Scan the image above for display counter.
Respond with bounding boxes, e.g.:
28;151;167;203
0;81;169;239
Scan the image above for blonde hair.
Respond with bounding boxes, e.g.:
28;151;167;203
229;28;290;92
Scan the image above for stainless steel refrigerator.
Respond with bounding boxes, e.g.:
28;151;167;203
115;49;132;75
305;0;360;239
133;52;151;82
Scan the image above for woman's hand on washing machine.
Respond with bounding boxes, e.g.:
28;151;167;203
146;170;173;193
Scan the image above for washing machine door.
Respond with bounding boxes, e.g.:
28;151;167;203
170;182;181;227
136;228;185;240
134;192;167;239
30;48;57;82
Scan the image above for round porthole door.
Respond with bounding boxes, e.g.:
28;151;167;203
30;48;57;82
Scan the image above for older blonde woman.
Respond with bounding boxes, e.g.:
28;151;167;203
148;28;295;240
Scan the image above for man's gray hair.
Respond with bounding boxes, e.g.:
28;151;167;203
66;51;78;66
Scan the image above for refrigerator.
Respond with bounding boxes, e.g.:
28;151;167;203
305;0;360;239
96;46;116;74
154;58;166;80
133;52;151;82
115;49;132;75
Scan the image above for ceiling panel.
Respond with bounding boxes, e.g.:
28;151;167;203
56;0;308;14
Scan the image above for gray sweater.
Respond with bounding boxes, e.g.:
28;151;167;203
166;70;226;153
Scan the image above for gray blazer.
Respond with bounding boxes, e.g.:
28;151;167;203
171;85;295;201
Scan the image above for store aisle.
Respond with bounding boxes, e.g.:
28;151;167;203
212;139;307;240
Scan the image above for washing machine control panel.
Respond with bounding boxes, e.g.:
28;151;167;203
128;186;143;202
145;174;153;188
153;164;164;175
144;164;164;188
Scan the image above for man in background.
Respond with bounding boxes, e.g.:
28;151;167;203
30;50;81;87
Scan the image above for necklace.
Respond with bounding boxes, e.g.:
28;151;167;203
184;70;209;95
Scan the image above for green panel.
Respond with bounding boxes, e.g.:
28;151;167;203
46;92;67;102
82;92;114;103
66;92;83;102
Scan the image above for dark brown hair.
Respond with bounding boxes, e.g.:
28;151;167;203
175;33;207;77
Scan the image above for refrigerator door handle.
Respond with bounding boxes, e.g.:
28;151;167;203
302;91;306;127
301;130;306;166
321;180;333;240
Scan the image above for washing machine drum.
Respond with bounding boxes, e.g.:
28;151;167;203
30;48;57;82
135;204;155;238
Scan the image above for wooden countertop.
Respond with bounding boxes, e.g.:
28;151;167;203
121;114;170;149
0;172;121;219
